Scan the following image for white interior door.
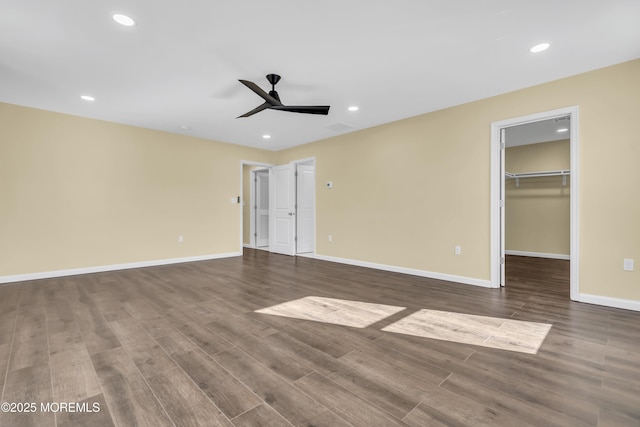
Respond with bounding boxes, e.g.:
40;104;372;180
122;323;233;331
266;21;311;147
270;164;296;255
500;128;506;286
296;164;315;254
255;170;269;247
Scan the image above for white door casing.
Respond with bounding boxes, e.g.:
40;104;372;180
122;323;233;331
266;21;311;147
270;164;296;255
256;170;269;247
296;164;315;254
490;106;579;301
500;128;506;286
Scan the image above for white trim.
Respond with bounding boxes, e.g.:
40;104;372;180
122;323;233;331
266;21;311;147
569;107;580;302
491;106;580;301
490;126;501;288
249;167;271;249
290;156;316;166
0;252;241;285
577;294;640;312
315;254;492;288
249;169;256;248
243;245;269;251
505;250;570;261
241;160;274;251
296;252;316;259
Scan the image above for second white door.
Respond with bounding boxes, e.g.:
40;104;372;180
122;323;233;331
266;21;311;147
269;164;296;255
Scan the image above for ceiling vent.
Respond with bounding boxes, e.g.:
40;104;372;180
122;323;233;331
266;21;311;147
325;123;353;133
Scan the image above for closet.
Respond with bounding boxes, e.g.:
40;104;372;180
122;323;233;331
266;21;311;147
503;117;571;290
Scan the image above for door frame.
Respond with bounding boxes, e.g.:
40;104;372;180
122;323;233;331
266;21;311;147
240;158;316;256
240;160;274;251
249;168;270;249
490;106;579;301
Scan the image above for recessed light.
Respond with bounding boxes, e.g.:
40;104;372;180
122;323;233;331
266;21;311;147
80;95;95;101
179;125;190;131
113;13;135;27
348;106;359;111
530;43;550;53
557;128;569;133
262;134;271;139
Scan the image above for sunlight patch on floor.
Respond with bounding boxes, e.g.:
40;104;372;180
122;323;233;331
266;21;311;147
382;309;552;354
256;298;552;354
255;296;406;328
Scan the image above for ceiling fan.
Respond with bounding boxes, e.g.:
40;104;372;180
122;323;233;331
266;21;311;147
237;74;330;118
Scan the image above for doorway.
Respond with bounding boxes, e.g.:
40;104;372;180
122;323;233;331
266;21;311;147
242;161;273;250
491;106;579;300
241;158;316;256
250;168;270;248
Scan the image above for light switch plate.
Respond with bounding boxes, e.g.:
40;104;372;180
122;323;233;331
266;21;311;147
623;258;634;271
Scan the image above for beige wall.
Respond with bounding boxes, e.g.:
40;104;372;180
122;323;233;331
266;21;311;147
277;59;640;301
505;140;570;255
277;111;491;280
0;103;274;276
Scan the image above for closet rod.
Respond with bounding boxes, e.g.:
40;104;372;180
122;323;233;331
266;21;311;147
505;169;570;187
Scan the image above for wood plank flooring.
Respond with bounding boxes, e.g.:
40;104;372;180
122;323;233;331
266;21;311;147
0;251;638;426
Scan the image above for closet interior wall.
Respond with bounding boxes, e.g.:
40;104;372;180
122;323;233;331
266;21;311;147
505;139;571;259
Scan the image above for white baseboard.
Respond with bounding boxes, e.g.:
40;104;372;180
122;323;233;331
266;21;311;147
578;293;640;312
244;244;272;252
314;254;492;288
0;252;242;285
5;251;637;313
295;252;316;259
505;250;570;261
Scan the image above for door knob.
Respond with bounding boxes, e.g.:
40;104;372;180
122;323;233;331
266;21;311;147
288;212;295;216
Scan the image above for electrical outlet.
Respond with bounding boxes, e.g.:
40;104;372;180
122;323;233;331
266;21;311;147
623;258;634;271
455;245;462;255
328;235;333;242
178;235;184;243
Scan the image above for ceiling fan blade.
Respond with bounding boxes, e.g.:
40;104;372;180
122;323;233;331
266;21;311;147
237;102;271;118
238;80;282;106
271;105;330;115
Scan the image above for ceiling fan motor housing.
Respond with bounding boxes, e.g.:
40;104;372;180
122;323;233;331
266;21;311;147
266;74;281;86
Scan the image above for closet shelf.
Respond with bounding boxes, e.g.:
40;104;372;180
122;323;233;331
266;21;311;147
505;169;570;187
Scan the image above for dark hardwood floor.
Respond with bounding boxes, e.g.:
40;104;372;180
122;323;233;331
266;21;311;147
0;250;638;426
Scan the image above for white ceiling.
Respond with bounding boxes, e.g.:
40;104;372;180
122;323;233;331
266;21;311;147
505;116;571;147
1;1;639;151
